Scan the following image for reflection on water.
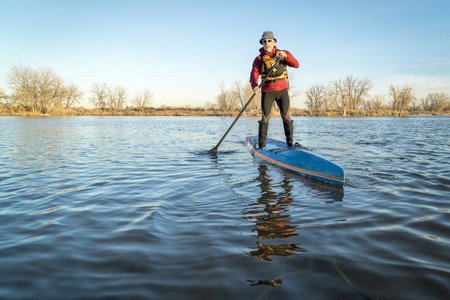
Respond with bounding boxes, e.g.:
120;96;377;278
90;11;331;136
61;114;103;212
247;241;304;262
247;278;284;287
242;164;347;288
244;165;306;285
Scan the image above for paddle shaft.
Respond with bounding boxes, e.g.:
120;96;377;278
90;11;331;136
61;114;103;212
208;56;282;153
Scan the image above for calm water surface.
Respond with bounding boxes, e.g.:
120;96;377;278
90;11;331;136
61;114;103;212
0;116;449;299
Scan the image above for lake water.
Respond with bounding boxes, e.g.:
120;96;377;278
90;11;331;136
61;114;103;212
0;116;449;300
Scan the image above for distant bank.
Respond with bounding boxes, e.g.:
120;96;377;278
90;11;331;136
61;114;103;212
1;106;448;117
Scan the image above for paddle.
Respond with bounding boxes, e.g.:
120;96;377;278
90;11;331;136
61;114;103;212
208;56;282;154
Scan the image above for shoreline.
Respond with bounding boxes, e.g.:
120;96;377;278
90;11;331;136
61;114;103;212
0;106;448;117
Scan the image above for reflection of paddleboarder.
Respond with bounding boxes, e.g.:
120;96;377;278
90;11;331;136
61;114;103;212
245;165;305;262
250;31;299;149
245;165;344;286
244;164;305;286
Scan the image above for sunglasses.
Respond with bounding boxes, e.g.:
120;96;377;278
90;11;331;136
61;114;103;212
262;39;273;44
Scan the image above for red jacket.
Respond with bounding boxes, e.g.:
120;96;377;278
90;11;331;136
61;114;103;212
250;46;299;92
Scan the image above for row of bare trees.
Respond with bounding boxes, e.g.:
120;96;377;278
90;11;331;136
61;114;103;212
89;83;153;110
4;65;449;115
389;85;415;116
90;83;127;110
305;75;449;115
214;74;449;115
210;80;260;113
3;65;154;112
419;92;449;112
212;73;302;113
305;75;376;114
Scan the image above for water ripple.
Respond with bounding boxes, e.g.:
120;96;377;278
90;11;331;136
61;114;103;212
0;116;449;299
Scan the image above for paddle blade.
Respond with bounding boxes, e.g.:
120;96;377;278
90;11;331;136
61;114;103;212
207;146;218;154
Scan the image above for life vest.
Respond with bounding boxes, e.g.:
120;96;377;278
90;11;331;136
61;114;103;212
260;50;288;83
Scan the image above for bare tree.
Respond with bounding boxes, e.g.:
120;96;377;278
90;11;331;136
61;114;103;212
332;77;350;115
115;86;127;109
106;86;117;109
227;81;241;112
90;83;108;109
352;78;372;109
204;101;216;110
390;84;415;116
398;85;414;115
216;80;260;114
331;75;372;115
244;82;260;113
62;84;83;109
426;92;449;112
37;68;65;113
420;97;431;111
390;85;400;112
7;65;37;110
91;84;128;109
363;94;385;111
409;98;420;112
372;95;385;111
324;83;339;110
234;81;260;112
132;89;153;109
305;84;326;111
216;80;229;112
232;81;246;110
7;65;66;113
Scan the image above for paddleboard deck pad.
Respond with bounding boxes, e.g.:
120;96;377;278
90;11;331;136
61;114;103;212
245;136;345;185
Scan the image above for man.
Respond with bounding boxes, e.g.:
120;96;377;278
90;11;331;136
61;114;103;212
250;31;299;149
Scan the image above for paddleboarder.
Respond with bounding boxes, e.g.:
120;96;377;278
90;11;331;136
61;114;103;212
250;31;299;149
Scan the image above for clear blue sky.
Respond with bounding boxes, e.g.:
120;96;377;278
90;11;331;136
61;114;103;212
1;0;449;108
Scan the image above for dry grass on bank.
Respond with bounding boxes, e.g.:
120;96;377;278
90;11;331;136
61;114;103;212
0;106;448;117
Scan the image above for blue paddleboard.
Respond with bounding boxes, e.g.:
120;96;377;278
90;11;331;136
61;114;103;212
245;136;345;185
